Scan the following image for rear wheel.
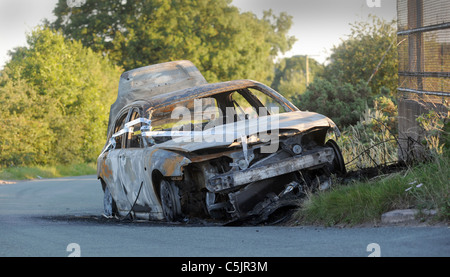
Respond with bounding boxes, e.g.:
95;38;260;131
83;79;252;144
103;184;118;218
160;179;182;222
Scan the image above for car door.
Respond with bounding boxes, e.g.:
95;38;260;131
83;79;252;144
118;107;151;216
101;110;131;214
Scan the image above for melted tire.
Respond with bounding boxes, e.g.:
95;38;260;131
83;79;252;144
160;179;183;222
326;139;347;176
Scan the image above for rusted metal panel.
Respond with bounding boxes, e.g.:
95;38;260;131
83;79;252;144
207;148;335;193
146;148;191;177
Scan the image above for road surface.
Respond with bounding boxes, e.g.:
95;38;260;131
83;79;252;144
0;175;448;258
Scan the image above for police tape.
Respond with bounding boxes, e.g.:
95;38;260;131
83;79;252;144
101;117;275;156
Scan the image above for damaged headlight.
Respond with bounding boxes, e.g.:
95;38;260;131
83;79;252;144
238;159;248;170
292;144;302;155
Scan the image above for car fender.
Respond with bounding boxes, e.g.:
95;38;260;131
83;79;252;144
145;148;192;178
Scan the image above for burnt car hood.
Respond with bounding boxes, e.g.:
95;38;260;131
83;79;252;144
154;111;336;152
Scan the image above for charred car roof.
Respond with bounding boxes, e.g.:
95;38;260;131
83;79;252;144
107;61;299;140
107;60;208;138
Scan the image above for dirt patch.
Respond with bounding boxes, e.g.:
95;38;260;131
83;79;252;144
342;161;408;182
0;180;16;185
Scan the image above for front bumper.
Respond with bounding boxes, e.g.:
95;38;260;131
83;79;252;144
207;147;335;193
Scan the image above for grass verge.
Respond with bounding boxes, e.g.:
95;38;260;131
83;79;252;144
293;155;449;226
0;163;97;181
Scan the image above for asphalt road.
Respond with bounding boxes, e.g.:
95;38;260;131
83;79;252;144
0;175;448;258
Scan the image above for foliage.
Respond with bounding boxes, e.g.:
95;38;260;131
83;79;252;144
271;55;324;101
293;154;449;226
294;78;372;127
0;162;96;180
325;15;398;96
51;0;296;83
371;95;398;133
416;105;450;157
0;27;121;166
338;97;398;171
292;15;398;128
293;15;398;127
292;95;450;227
0;78;54;165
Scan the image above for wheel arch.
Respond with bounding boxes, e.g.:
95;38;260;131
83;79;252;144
151;170;164;205
99;177;107;192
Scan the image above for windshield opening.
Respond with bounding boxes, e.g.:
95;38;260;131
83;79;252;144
145;88;288;144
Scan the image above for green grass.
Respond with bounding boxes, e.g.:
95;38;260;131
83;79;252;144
299;104;449;226
0;163;97;180
293;155;450;226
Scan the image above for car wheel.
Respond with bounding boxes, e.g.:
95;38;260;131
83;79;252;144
103;185;118;218
160;179;182;222
325;139;347;176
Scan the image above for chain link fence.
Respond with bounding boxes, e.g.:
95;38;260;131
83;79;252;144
396;0;449;161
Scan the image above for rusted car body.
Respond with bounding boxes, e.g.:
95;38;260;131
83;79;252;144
97;60;345;223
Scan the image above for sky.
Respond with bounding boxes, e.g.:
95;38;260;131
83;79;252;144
0;0;397;69
233;0;397;63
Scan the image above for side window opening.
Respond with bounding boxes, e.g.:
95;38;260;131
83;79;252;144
147;98;220;144
126;109;142;148
230;91;259;120
113;113;128;149
243;88;287;115
151;98;219;132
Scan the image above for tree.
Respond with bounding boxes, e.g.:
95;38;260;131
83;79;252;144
294;78;372;127
271;55;324;101
52;0;296;83
0;27;121;166
293;15;398;128
324;15;398;96
0;77;55;166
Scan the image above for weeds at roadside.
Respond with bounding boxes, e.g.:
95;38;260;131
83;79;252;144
0;163;97;180
294;101;449;226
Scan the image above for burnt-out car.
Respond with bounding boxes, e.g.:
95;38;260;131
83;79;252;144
97;60;346;223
